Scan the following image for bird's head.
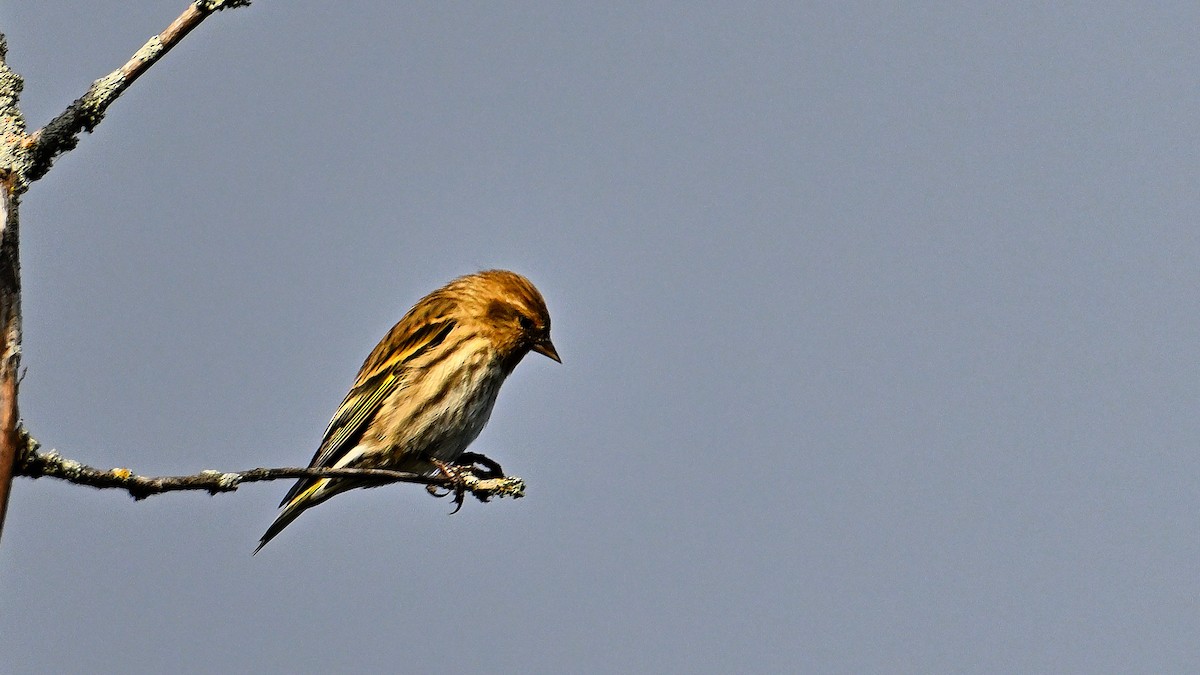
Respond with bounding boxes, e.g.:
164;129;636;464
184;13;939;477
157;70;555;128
452;269;560;371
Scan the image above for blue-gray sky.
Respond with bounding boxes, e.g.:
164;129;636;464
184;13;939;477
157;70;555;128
2;2;1198;672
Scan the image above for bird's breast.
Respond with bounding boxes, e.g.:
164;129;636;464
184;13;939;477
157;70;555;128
371;341;509;466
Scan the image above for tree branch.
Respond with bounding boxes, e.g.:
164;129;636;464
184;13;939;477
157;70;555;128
0;35;25;547
0;180;19;542
24;0;252;184
15;436;525;504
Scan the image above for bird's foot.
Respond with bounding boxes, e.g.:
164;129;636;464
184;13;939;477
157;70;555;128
430;459;469;514
428;455;509;512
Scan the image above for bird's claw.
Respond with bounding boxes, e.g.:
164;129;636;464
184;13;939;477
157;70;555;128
430;459;468;514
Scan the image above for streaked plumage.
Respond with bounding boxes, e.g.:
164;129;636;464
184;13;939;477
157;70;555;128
255;269;558;553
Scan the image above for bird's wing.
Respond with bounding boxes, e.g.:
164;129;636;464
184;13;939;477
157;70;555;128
279;318;457;507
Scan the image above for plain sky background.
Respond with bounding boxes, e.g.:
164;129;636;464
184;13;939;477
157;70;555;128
1;2;1197;672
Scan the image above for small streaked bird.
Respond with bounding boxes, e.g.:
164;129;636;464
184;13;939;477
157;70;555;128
255;269;559;553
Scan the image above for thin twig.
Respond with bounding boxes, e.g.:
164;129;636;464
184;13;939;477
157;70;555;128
16;443;525;503
24;0;252;183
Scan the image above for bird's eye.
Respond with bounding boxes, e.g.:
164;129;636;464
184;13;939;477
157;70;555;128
517;314;535;331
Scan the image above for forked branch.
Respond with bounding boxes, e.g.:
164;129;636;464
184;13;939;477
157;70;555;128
0;0;252;544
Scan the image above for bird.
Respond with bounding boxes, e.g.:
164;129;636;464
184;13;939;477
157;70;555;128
254;269;559;553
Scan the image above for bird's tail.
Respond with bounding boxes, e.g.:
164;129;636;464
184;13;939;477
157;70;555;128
253;478;334;555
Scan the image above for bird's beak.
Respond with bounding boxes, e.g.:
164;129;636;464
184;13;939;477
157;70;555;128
533;337;561;363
